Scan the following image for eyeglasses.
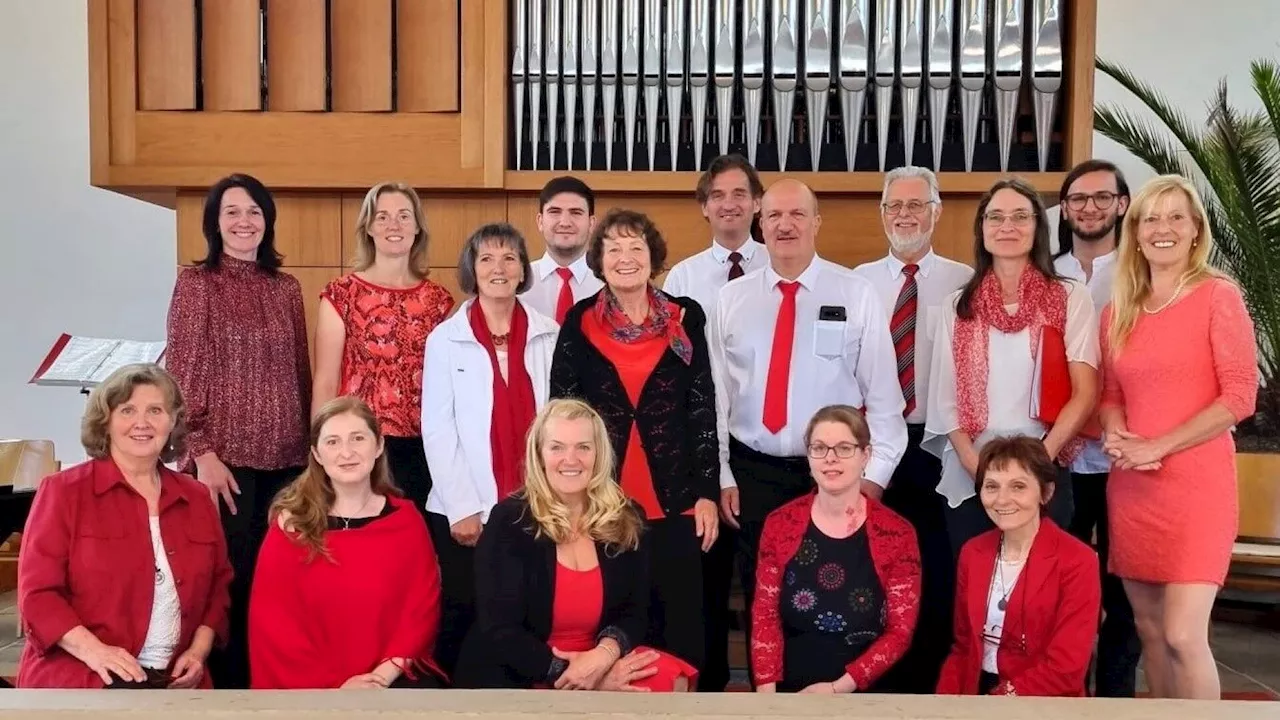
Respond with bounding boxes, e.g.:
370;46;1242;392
1063;191;1118;211
983;211;1035;228
881;200;935;216
807;442;864;459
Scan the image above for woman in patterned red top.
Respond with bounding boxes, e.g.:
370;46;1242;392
751;405;920;693
314;182;455;512
165;173;310;689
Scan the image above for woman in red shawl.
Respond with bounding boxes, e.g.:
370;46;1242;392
248;396;444;689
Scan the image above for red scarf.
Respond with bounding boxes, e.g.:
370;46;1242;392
592;286;693;364
469;300;537;500
953;269;1082;463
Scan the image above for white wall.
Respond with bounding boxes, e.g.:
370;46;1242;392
0;1;1277;463
0;2;176;462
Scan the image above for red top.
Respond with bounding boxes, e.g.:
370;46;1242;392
247;495;443;689
751;492;920;690
937;519;1100;697
166;257;312;471
17;459;233;689
581;309;692;520
546;563;604;653
321;274;455;437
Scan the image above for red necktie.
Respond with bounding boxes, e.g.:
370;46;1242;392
762;281;801;434
728;251;745;281
554;266;574;324
890;264;919;416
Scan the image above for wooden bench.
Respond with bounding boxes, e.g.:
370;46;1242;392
1228;454;1280;596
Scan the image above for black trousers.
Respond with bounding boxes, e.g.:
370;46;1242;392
646;516;706;674
1068;471;1140;698
384;436;432;516
728;438;813;684
203;464;302;690
426;511;475;679
697;521;737;691
875;426;952;694
945;465;1075;562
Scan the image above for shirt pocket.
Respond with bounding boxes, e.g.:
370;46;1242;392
174;521;223;620
813;320;847;359
69;521;133;600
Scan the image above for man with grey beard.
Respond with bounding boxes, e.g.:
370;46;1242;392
852;166;972;693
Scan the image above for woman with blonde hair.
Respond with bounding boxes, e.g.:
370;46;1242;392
1098;174;1257;699
313;182;455;512
247;396;444;689
454;398;697;691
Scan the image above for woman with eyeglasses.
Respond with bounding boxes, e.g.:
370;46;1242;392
750;405;920;694
922;178;1099;557
937;436;1100;696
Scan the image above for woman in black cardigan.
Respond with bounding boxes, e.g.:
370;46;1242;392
454;398;696;690
549;208;720;673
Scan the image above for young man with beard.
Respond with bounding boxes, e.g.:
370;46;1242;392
663;154;770;691
851;166;973;693
1052;159;1141;698
521;176;603;323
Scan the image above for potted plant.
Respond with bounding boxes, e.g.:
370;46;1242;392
1093;57;1280;546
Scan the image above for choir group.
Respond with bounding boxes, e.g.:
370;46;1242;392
14;156;1258;702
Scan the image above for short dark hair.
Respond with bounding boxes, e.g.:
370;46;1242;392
456;222;534;295
585;208;668;282
538;176;596;215
199;173;283;272
1056;159;1131;258
975;436;1058;507
695;154;765;204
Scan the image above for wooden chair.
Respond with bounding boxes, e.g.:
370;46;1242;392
1227;454;1280;596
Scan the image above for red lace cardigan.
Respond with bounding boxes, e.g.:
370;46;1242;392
751;491;921;689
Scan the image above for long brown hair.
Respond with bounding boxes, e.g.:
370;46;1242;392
269;396;402;561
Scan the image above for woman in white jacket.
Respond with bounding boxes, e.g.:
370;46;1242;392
422;222;559;675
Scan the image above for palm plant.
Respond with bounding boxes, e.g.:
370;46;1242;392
1093;57;1280;452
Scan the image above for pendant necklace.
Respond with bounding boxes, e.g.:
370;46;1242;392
335;492;376;530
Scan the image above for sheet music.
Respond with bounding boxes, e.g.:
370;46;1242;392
30;334;167;387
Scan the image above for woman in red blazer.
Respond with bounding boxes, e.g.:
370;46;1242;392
937;435;1101;696
248;396;444;689
751;405;921;693
18;364;232;689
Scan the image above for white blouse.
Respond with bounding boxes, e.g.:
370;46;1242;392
922;279;1098;508
982;557;1027;673
137;516;182;670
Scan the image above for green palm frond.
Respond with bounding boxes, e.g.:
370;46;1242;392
1093;55;1280;387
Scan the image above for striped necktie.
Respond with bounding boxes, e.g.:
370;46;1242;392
890;264;919;417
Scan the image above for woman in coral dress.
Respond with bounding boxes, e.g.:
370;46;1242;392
1098;175;1258;701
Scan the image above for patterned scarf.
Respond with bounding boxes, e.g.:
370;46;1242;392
953;268;1082;463
592;285;693;365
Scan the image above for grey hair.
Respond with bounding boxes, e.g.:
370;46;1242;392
456;222;534;296
881;166;942;205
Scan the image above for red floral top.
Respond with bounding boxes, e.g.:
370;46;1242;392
321;274;454;437
751;492;921;690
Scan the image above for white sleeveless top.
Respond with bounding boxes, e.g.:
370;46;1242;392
137;516;182;670
981;557;1026;673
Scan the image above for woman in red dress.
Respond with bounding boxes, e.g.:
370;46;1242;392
937;436;1100;697
313;182;455;512
751;405;921;693
1099;175;1258;699
248;396;443;689
455;398;696;691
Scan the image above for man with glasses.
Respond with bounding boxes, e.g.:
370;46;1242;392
853;167;973;693
1053;159;1140;699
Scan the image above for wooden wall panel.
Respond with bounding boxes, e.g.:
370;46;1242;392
330;0;393;112
1064;0;1098;165
288;267;345;363
397;0;460;112
136;0;196;110
201;0;263;110
266;0;328;111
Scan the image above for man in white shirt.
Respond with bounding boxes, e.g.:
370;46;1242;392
661;154;769;692
712;179;907;669
852;166;973;693
520;176;604;323
1053;159;1139;699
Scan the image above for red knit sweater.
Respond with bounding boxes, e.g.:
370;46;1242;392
247;495;442;688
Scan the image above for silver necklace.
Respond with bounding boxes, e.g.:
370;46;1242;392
333;492;376;530
1143;276;1190;314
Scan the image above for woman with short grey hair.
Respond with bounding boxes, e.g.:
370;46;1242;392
421;222;560;675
